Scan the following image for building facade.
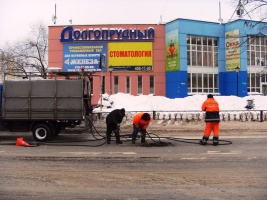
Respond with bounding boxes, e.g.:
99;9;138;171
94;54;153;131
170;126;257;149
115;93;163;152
48;24;166;104
165;18;267;98
48;19;267;104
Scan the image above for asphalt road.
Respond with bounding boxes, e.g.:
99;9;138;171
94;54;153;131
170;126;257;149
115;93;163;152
0;128;267;200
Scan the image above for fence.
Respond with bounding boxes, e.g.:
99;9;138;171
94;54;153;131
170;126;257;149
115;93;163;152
93;110;267;123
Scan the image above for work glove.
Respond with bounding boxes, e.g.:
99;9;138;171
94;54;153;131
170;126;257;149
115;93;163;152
115;124;120;133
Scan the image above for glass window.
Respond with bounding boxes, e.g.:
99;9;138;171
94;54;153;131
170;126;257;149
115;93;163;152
187;35;218;67
192;73;197;88
187;73;191;88
138;75;142;94
126;76;130;94
213;39;218;46
187;35;219;94
204;74;208;87
197;37;202;45
191;36;196;44
203;52;208;66
101;76;105;94
149;76;154;94
197;74;202;88
114;76;119;94
187;51;191;65
214;74;218;88
247;35;267;93
197;52;202;66
89;76;94;95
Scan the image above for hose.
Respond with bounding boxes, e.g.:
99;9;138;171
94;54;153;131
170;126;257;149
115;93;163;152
0;117;232;147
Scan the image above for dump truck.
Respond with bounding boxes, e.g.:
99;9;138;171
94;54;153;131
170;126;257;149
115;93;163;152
0;72;91;142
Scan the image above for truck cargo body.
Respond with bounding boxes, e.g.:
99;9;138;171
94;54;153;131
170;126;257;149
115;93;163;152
0;78;84;141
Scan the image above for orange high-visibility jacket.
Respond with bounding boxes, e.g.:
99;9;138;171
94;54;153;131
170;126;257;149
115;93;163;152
201;98;220;122
132;112;151;130
201;98;219;112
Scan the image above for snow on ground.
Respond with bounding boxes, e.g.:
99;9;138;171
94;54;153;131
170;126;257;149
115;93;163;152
94;93;267;112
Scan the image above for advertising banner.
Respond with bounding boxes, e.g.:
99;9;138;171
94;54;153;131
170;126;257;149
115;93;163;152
108;42;153;71
225;29;240;71
165;29;179;72
63;43;107;72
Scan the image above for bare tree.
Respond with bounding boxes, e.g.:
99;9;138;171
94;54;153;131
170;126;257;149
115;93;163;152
230;0;267;21
0;23;48;79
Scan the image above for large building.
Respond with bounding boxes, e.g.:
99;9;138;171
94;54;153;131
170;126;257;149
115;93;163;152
48;24;165;104
165;18;267;98
48;18;267;104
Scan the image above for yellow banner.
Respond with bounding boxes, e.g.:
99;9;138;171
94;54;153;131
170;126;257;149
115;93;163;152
108;42;152;66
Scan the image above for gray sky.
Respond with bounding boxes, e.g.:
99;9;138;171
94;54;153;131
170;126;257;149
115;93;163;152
0;0;246;47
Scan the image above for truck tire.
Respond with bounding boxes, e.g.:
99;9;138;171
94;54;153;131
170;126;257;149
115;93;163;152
32;124;52;142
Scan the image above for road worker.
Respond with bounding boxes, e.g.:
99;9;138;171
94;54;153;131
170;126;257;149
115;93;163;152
132;112;152;144
200;94;220;146
106;108;125;144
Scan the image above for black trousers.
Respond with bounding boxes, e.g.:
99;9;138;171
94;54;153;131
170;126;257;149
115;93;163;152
106;122;120;142
132;125;146;142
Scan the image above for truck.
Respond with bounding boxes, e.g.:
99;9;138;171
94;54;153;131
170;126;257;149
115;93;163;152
0;72;91;142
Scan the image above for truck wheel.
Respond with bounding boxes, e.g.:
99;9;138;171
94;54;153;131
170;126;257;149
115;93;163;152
32;124;52;142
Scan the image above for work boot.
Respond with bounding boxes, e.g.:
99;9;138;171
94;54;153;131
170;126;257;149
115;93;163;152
199;136;209;145
213;137;219;146
115;133;123;144
106;137;111;144
132;132;137;144
141;138;147;144
141;131;147;144
116;140;123;144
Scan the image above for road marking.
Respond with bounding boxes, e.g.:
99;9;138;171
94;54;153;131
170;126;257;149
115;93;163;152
59;152;137;155
181;157;206;160
108;152;136;155
60;152;102;155
207;150;242;154
122;152;137;155
220;136;267;139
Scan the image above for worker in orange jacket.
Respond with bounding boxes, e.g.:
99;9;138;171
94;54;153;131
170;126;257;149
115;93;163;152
132;112;152;144
200;94;220;146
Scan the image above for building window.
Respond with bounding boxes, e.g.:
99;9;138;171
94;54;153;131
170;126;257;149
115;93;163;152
247;35;267;67
114;76;118;94
187;35;218;95
126;76;130;94
247;35;267;94
187;35;218;67
101;76;105;94
88;76;94;95
188;73;218;94
247;72;262;93
138;75;142;94
149;75;154;94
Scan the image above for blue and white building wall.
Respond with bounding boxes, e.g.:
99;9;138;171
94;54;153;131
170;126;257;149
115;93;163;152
165;18;267;98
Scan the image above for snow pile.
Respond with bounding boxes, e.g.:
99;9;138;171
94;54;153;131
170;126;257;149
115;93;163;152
95;93;267;112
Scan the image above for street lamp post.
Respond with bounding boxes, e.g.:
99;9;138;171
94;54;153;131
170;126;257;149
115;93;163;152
109;67;113;95
235;66;240;96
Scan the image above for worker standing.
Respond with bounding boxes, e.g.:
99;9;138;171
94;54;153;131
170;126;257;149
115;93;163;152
106;108;125;144
200;94;220;146
132;112;152;144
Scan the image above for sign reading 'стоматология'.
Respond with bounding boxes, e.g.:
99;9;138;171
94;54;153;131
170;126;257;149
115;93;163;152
60;26;155;42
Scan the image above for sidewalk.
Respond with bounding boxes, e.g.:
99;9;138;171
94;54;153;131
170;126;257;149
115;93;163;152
80;120;267;136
